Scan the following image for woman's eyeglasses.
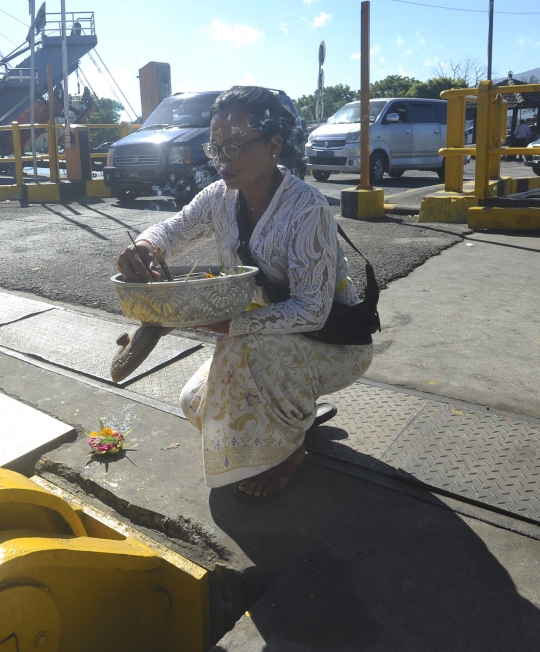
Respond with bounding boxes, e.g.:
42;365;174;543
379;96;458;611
202;136;266;160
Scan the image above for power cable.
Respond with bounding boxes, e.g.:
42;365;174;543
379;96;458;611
77;65;100;105
0;9;29;27
391;0;540;13
92;49;138;120
87;50;131;117
0;31;18;47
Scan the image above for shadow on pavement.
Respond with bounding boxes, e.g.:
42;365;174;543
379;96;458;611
209;451;540;651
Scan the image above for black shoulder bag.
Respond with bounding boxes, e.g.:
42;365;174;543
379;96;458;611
236;196;381;346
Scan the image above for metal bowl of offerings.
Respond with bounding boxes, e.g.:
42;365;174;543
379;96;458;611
111;265;259;327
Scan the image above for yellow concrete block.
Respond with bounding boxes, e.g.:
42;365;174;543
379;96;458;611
0;184;20;201
341;187;384;219
419;193;477;223
26;183;60;202
86;178;111;197
468;206;540;230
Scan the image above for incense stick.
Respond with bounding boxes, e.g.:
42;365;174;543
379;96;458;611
127;232;154;283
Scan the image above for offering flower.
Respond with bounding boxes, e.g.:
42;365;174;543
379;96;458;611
87;420;132;455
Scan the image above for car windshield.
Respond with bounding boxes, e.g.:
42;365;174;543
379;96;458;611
329;101;386;124
141;94;219;129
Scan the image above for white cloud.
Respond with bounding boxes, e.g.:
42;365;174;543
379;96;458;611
303;0;317;5
351;45;379;61
379;57;386;64
415;29;426;46
238;73;257;86
515;35;540;49
402;48;413;57
312;11;332;28
279;22;289;34
424;56;444;69
205;18;264;46
397;35;404;46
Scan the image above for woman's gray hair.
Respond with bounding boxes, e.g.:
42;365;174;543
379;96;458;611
211;86;304;159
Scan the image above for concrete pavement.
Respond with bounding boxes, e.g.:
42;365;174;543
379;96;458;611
1;187;540;648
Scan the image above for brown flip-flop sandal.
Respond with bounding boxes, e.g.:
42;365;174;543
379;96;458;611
235;458;302;505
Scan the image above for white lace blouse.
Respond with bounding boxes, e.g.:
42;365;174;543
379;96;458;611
136;166;361;337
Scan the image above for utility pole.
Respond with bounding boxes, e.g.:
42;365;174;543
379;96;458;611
359;1;371;189
487;0;494;80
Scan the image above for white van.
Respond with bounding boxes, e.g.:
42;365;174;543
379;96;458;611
305;97;448;182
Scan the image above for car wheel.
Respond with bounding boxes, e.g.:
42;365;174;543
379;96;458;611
312;170;331;182
437;160;446;181
289;164;305;180
113;189;139;203
533;167;540;177
369;152;385;183
388;169;404;178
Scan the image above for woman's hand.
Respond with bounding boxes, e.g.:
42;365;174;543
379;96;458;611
194;320;231;335
117;241;161;283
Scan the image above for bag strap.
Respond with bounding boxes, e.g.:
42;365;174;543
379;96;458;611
336;224;370;264
236;192;371;268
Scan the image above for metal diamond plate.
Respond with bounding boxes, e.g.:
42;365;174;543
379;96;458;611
126;346;213;407
0;291;53;325
306;383;425;465
383;401;540;521
0;308;202;384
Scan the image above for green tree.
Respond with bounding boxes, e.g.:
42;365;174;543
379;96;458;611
86;97;125;145
369;74;420;98
294;84;357;121
406;75;466;99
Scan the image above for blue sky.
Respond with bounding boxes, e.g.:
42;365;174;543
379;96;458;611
1;0;539;120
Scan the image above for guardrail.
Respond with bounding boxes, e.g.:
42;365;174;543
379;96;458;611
0;67;39;84
43;11;96;37
439;80;540;199
0;121;140;184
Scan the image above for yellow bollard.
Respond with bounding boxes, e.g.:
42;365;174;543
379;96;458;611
475;80;493;201
445;95;466;193
11;121;24;190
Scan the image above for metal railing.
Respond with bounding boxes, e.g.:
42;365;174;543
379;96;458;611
42;12;96;37
439;80;540;199
0;121;140;185
0;66;39;84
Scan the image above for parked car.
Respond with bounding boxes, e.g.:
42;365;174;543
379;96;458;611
524;136;540;176
104;89;305;202
93;141;115;153
305;97;448;182
91;141;116;171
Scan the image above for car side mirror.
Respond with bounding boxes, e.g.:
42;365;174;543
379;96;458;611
386;113;400;123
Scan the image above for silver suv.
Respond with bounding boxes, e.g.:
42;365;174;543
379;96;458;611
305;97;447;182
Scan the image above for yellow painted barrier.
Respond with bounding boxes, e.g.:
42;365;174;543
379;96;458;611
420;81;540;227
0;469;211;651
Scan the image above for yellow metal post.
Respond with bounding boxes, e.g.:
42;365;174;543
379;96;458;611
474;80;492;201
488;94;505;179
120;121;129;138
445;95;466;193
11;122;24;189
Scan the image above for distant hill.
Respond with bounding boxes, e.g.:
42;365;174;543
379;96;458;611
495;66;540;82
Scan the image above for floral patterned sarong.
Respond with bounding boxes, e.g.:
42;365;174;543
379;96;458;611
180;333;373;487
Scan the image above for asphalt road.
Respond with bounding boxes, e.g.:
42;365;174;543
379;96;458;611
0;170;472;319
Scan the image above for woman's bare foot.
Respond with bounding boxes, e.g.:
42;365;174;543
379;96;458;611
238;445;306;497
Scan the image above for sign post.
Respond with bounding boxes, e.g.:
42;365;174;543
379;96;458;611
316;41;325;127
28;0;38;182
60;0;70;149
